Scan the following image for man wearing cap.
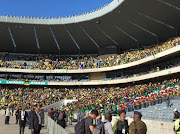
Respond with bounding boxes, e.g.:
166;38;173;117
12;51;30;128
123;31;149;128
129;111;147;134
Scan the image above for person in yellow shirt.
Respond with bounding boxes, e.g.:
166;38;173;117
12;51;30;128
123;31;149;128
174;114;180;134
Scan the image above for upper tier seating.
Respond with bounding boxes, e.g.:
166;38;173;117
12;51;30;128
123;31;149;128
0;37;179;70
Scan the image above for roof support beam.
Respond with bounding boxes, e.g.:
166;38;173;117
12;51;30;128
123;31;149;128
64;25;80;50
33;26;40;56
7;25;16;52
50;26;61;55
115;25;139;49
96;26;119;46
157;0;180;11
137;12;174;29
128;20;159;45
78;24;99;48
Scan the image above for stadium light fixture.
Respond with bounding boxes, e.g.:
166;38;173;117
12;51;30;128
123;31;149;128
96;21;100;24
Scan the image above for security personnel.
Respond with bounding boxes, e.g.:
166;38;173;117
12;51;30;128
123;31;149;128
129;111;147;134
174;113;180;134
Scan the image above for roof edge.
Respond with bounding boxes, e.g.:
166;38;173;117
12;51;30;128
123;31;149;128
0;0;124;25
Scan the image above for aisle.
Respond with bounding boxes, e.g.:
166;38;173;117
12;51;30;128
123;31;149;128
0;115;48;134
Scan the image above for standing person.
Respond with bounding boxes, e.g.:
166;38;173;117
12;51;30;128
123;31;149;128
5;105;11;124
77;110;84;122
102;113;114;134
80;110;84;121
173;109;179;121
15;106;20;124
28;106;35;129
31;108;42;134
57;110;66;128
85;110;99;134
11;106;15;116
77;110;81;122
166;95;170;108
174;113;180;134
68;111;73;125
129;111;147;134
113;110;129;134
18;107;28;134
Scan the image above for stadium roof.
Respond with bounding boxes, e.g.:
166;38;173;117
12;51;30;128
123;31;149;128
0;0;179;55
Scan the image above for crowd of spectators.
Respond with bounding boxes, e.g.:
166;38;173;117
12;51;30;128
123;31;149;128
0;37;179;70
0;78;180;115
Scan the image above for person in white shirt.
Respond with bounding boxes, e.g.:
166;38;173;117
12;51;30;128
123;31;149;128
103;113;114;134
18;107;28;134
5;105;11;124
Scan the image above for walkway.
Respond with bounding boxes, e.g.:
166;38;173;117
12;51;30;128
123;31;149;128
65;122;76;134
0;115;48;134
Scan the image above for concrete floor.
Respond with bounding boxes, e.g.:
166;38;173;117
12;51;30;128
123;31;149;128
0;115;47;134
65;122;76;134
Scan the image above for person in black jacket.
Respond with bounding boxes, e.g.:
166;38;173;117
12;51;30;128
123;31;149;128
31;108;41;134
18;107;28;134
116;110;129;134
57;110;66;128
15;107;20;124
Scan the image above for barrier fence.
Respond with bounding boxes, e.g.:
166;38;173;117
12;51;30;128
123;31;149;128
45;114;69;134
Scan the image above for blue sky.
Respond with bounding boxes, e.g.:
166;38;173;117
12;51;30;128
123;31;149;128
0;0;113;17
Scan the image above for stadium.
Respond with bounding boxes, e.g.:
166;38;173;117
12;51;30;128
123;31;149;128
0;0;180;134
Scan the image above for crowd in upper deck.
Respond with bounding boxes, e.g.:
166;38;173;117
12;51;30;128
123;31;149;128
0;37;179;70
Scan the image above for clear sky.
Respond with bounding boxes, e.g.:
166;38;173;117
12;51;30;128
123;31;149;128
0;0;113;17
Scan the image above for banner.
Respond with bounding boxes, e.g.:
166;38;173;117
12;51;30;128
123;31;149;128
29;81;48;85
0;81;25;85
0;80;48;85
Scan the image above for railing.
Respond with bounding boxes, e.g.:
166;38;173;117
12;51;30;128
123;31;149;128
46;114;69;134
0;65;179;86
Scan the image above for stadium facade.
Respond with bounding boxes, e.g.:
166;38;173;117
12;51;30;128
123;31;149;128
0;2;180;134
0;0;179;55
